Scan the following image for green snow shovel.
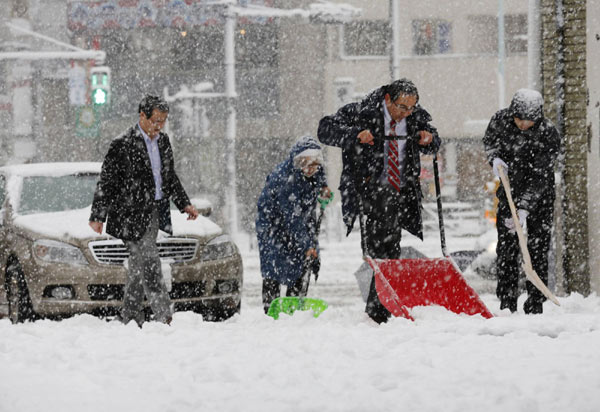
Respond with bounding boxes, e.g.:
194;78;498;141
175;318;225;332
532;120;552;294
267;193;332;320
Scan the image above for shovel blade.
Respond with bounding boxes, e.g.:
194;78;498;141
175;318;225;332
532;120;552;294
370;257;493;319
267;297;328;320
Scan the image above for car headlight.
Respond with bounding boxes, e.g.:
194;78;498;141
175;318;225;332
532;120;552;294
33;239;88;266
201;235;236;261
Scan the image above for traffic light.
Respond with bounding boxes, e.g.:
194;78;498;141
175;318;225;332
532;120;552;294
90;66;111;106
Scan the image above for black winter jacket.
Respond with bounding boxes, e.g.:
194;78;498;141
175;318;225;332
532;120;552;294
90;126;191;241
318;87;440;239
483;108;560;212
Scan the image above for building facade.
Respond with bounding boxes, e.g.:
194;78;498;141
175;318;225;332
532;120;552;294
2;0;598;292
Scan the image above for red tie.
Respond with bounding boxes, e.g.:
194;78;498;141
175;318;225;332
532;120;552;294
387;120;402;192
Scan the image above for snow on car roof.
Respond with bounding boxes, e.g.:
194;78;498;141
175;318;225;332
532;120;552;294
0;162;101;177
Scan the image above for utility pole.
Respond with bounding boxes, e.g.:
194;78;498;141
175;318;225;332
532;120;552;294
9;0;34;163
390;0;400;81
527;0;541;90
497;0;505;109
224;5;239;236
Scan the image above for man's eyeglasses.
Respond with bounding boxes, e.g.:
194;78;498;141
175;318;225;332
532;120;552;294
392;102;415;112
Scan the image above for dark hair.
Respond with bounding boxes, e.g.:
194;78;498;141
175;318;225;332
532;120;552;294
138;95;169;118
386;78;419;103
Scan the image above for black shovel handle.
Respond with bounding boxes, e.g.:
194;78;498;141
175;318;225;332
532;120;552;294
433;153;447;256
299;201;326;297
351;144;370;257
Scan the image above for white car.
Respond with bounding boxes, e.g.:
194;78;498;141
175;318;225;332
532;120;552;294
0;163;243;323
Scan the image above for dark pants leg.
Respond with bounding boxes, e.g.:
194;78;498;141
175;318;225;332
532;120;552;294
363;185;404;260
361;185;404;323
496;196;553;313
523;198;553;313
496;212;521;312
262;278;280;314
262;275;308;314
287;274;308;297
122;207;172;326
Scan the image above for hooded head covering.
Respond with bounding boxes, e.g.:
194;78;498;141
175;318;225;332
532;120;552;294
509;88;544;122
290;135;324;168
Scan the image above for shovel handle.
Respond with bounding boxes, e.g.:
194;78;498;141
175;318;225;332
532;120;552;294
497;165;560;306
433;153;447;257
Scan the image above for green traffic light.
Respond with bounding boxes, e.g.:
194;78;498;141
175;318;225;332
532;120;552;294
92;88;107;105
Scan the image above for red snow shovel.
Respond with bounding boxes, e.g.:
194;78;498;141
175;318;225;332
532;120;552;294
365;154;493;319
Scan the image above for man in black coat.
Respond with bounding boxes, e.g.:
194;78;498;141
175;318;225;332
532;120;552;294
89;95;198;326
318;78;440;323
483;89;560;314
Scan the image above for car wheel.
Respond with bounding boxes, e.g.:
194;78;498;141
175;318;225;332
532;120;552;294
6;260;35;324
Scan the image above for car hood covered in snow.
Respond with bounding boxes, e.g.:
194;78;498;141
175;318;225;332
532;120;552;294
12;206;222;241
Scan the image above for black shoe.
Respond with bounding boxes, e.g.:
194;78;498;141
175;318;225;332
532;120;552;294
523;298;543;314
500;299;517;313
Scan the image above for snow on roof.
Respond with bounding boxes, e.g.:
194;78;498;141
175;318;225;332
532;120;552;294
0;162;101;177
231;1;361;23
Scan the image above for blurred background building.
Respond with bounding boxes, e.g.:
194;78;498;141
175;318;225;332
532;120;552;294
1;0;598;292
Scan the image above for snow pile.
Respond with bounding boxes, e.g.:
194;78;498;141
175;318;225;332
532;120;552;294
1;233;599;411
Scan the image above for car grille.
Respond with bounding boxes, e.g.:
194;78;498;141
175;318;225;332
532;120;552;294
87;281;207;301
88;238;199;265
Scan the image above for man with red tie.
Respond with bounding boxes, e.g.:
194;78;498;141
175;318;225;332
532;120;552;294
318;78;440;323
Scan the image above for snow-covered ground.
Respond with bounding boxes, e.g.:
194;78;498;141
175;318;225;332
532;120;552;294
1;229;599;412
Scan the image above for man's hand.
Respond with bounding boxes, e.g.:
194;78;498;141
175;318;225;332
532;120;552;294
184;205;199;220
318;186;334;208
357;130;374;145
89;221;103;235
418;130;433;146
306;248;318;259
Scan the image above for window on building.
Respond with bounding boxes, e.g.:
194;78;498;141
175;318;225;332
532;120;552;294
412;19;452;55
505;14;528;54
467;14;527;55
342;20;390;56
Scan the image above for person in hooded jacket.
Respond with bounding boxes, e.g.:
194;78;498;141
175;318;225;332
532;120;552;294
318;78;440;324
256;136;333;314
483;88;560;314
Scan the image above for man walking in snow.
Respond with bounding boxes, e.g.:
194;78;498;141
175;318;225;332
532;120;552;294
483;88;560;314
317;78;440;323
256;136;332;314
89;95;199;326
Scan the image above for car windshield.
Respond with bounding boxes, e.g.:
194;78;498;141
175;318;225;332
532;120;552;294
18;173;99;215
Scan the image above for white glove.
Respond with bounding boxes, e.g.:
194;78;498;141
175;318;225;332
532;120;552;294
518;209;529;230
492;158;508;178
504;209;529;232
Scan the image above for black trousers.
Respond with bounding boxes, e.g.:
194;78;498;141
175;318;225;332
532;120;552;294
496;195;554;311
361;184;406;323
262;275;308;314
